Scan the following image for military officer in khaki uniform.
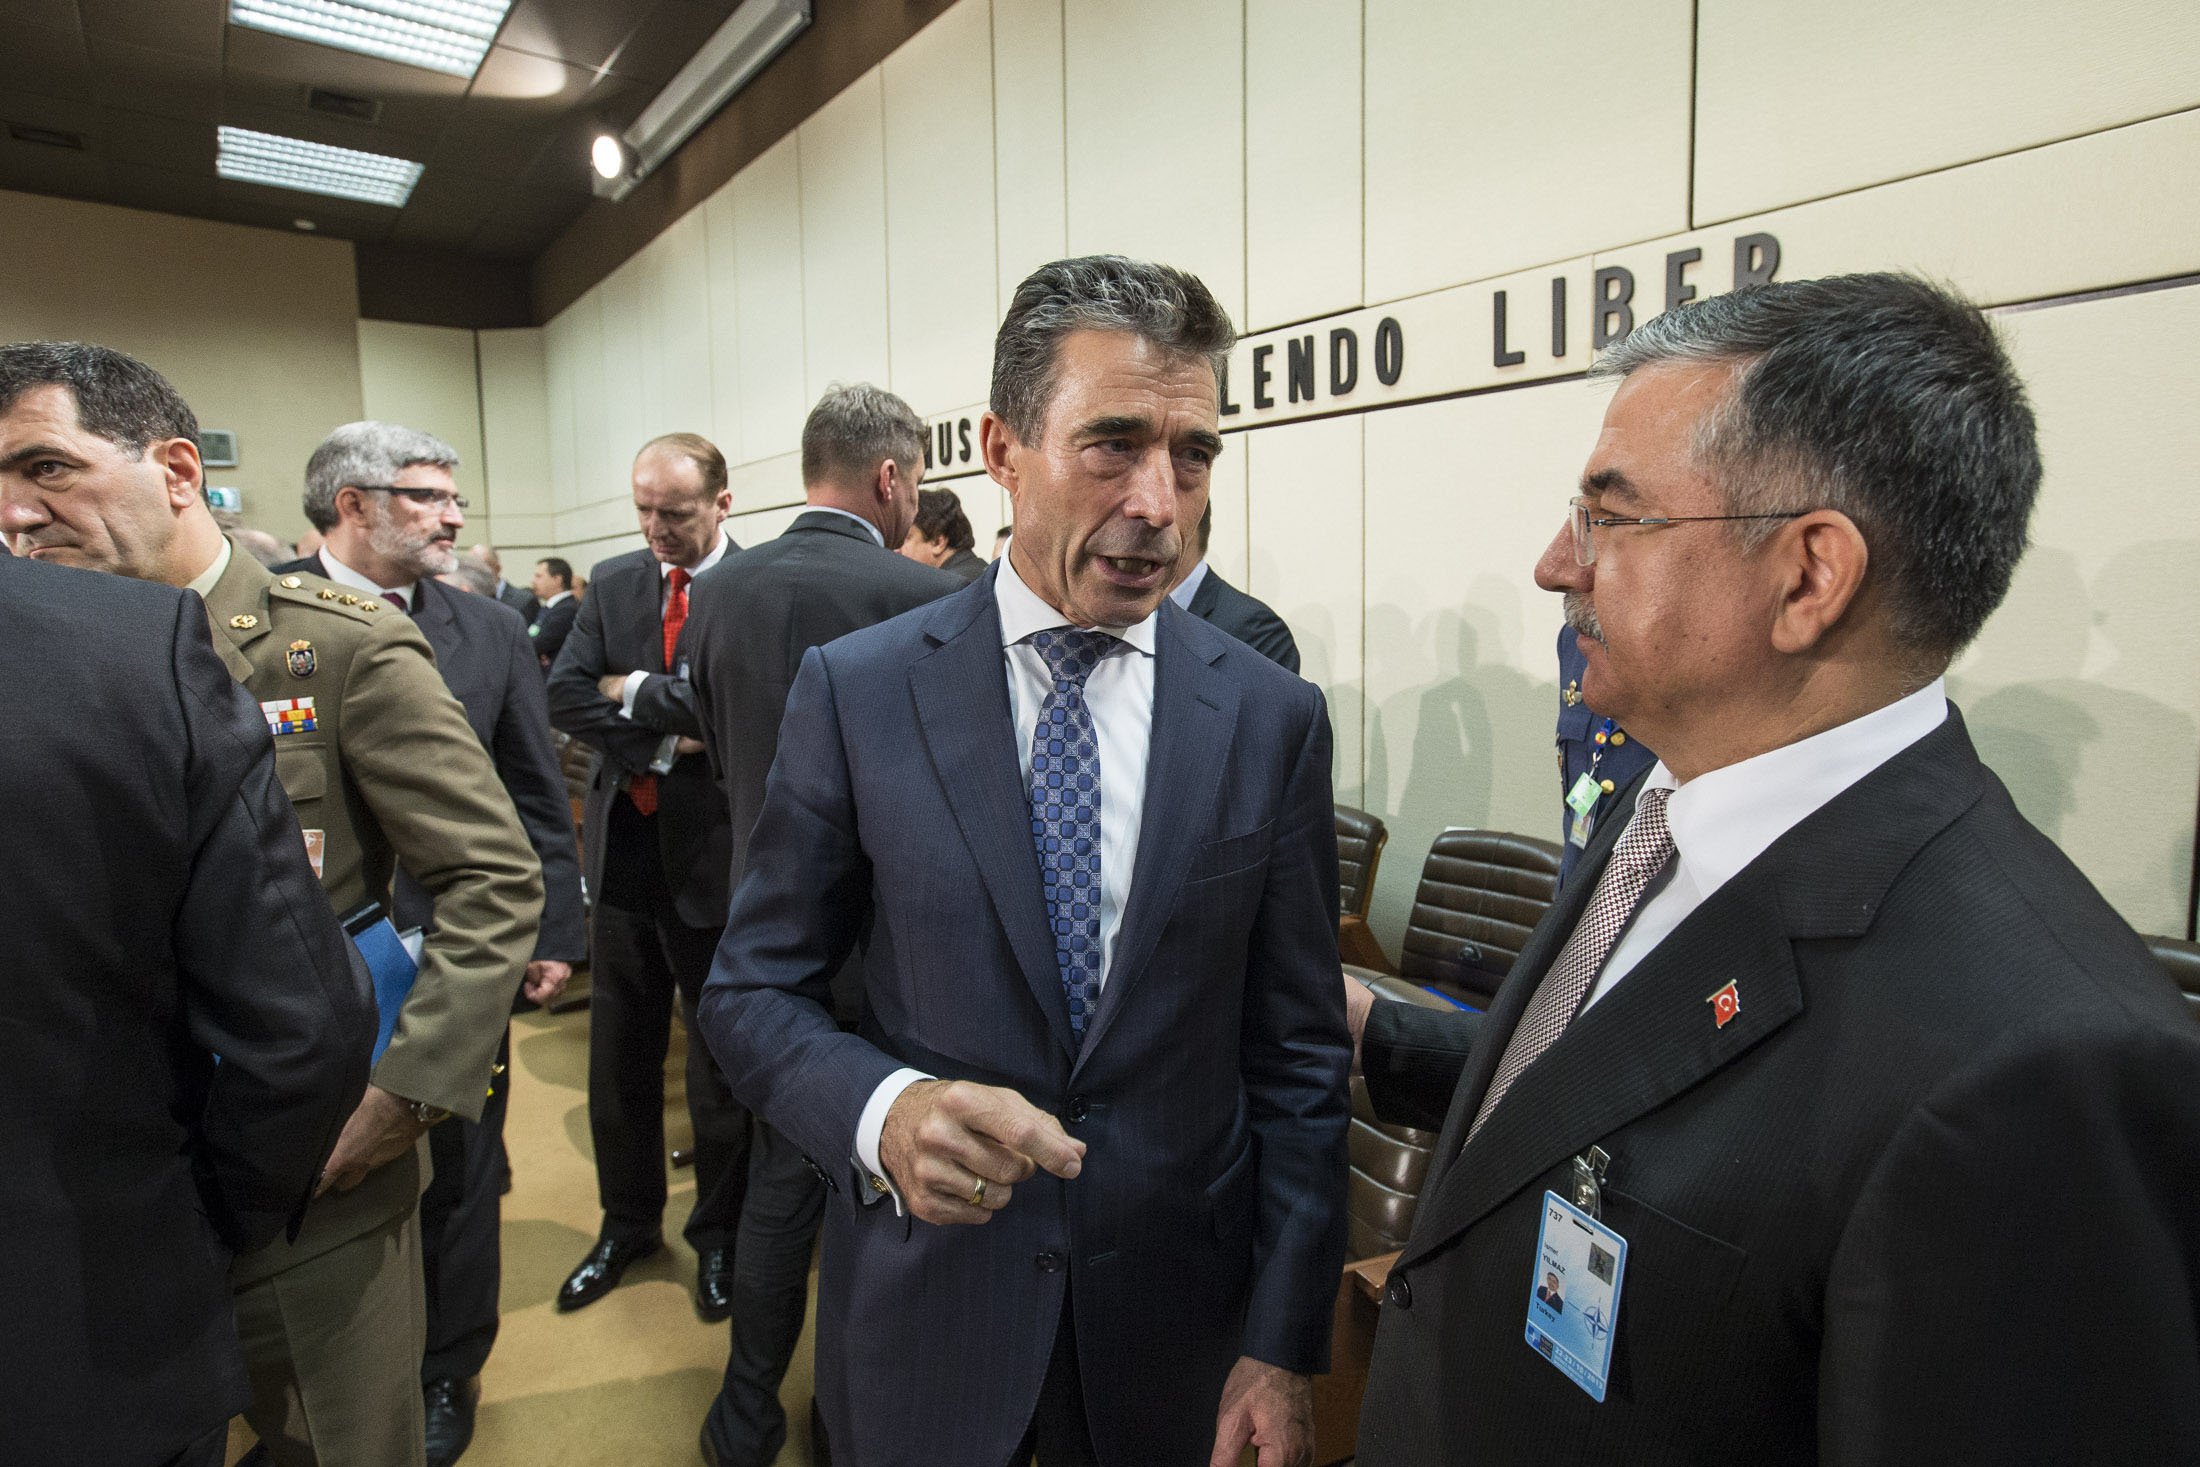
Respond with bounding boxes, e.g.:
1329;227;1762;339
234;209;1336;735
0;342;542;1467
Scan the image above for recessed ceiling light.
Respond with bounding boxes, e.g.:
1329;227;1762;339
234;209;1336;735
228;0;515;79
590;133;630;181
217;126;424;207
293;218;317;230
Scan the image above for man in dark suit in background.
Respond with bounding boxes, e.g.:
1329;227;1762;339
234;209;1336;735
1171;500;1300;672
529;556;578;670
700;256;1349;1467
295;422;586;1465
470;544;538;624
0;544;374;1467
1346;274;2200;1464
547;433;745;1320
900;485;987;584
1552;627;1654;888
684;383;961;1467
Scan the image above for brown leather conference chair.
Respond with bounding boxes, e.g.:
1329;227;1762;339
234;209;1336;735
2144;933;2200;1006
1334;804;1391;971
1395;827;1563;1010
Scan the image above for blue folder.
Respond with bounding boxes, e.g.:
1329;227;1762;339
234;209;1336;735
340;903;420;1063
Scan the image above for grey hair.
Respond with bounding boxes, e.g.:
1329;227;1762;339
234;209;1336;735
441;556;498;597
990;255;1237;445
1589;272;2040;658
302;421;460;532
0;340;198;458
801;382;924;489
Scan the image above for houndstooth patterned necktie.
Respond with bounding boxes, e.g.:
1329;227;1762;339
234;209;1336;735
1026;628;1112;1045
1465;785;1675;1145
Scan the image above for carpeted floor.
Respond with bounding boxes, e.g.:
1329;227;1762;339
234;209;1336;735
230;1001;820;1466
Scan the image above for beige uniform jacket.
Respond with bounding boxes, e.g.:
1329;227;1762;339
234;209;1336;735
201;545;543;1281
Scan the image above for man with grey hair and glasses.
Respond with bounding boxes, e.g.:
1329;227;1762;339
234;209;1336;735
701;258;1350;1467
282;421;585;1464
683;381;962;1467
1344;274;2200;1463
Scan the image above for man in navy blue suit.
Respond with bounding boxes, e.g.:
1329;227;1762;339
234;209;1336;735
699;256;1350;1467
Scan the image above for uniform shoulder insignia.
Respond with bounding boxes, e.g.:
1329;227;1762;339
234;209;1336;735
229;613;258;629
361;600;381;613
318;589;338;600
279;575;303;589
340;593;361;605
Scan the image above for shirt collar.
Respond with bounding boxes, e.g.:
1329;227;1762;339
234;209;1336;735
318;543;415;602
660;531;730;579
1169;558;1211;609
543;589;572;608
995;553;1159;656
185;535;233;600
802;505;885;547
1650;679;1950;895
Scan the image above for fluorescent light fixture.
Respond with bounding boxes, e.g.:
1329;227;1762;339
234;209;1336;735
595;0;811;201
228;0;514;79
217;126;424;207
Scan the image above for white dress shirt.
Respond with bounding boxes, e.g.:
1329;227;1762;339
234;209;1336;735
317;543;418;609
1169;557;1210;609
618;532;730;769
540;588;572;611
1584;679;1949;1009
855;555;1162;1190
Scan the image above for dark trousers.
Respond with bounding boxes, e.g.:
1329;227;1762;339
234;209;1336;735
702;1120;827;1467
589;898;746;1251
419;1028;509;1383
160;1424;228;1467
1010;1294;1098;1467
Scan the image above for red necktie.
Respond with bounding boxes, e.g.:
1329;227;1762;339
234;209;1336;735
626;567;692;818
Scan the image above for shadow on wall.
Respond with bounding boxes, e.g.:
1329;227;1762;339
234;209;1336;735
1274;601;1371;810
1954;540;2200;933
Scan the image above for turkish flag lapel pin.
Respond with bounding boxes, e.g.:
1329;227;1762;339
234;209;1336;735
1706;980;1741;1029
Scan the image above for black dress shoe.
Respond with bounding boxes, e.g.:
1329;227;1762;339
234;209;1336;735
695;1246;735;1322
423;1376;478;1467
556;1234;661;1311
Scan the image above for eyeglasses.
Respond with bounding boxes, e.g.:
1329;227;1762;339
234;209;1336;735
357;485;469;512
1568;495;1803;566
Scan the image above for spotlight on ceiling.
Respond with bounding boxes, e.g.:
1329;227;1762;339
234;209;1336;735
591;0;811;202
590;133;632;182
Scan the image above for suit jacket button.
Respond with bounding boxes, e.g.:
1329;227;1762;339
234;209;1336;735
1034;1250;1064;1273
1065;1095;1088;1123
1386;1273;1412;1310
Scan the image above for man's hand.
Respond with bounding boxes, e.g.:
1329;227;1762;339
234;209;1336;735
523;959;572;1004
1209;1356;1313;1467
1344;971;1375;1078
879;1079;1086;1225
674;735;706;756
596;672;627;702
316;1085;431;1196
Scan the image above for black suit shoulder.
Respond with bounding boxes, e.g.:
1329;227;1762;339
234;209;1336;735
1190;569;1300;673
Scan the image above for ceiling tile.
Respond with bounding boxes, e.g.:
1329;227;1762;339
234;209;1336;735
81;0;223;60
106;162;218;216
0;23;95;107
389;164;503;247
0;145;113;203
601;0;726;85
219;95;436;165
466;188;588;258
469;44;638;116
424;114;550;178
102;111;217;173
0;94;105;139
493;0;658;76
223;25;472;105
221;61;456;142
214;175;400;234
5;0;87;31
89;39;222;122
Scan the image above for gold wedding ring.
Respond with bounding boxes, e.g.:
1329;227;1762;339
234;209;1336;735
969;1179;987;1207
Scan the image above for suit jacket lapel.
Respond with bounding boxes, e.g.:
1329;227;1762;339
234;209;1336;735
1075;603;1238;1069
909;574;1077;1058
1397;710;1989;1268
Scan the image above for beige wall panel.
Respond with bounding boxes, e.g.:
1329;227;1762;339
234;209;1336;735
1949;284;2200;936
1696;0;2200;224
566;530;647;576
800;69;892;407
355;320;486;509
1364;0;1691;305
992;0;1068;311
1063;0;1245;323
701;186;743;460
732;134;810;463
564;291;618;513
0;189;364;545
542;305;580;513
596;257;650;502
728;448;804;517
1598;108;2200;334
477;326;551;533
1359;377;1612;951
884;0;998;417
1245;414;1365;799
1246;0;1362;332
730;502;807;546
649;208;717;444
558;494;645;549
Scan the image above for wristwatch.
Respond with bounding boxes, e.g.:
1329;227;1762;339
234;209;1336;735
403;1096;451;1126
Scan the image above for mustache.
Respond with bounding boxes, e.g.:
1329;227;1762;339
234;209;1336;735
1563;592;1604;645
1086;531;1180;564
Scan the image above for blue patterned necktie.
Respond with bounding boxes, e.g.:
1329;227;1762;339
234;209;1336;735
1026;627;1112;1044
